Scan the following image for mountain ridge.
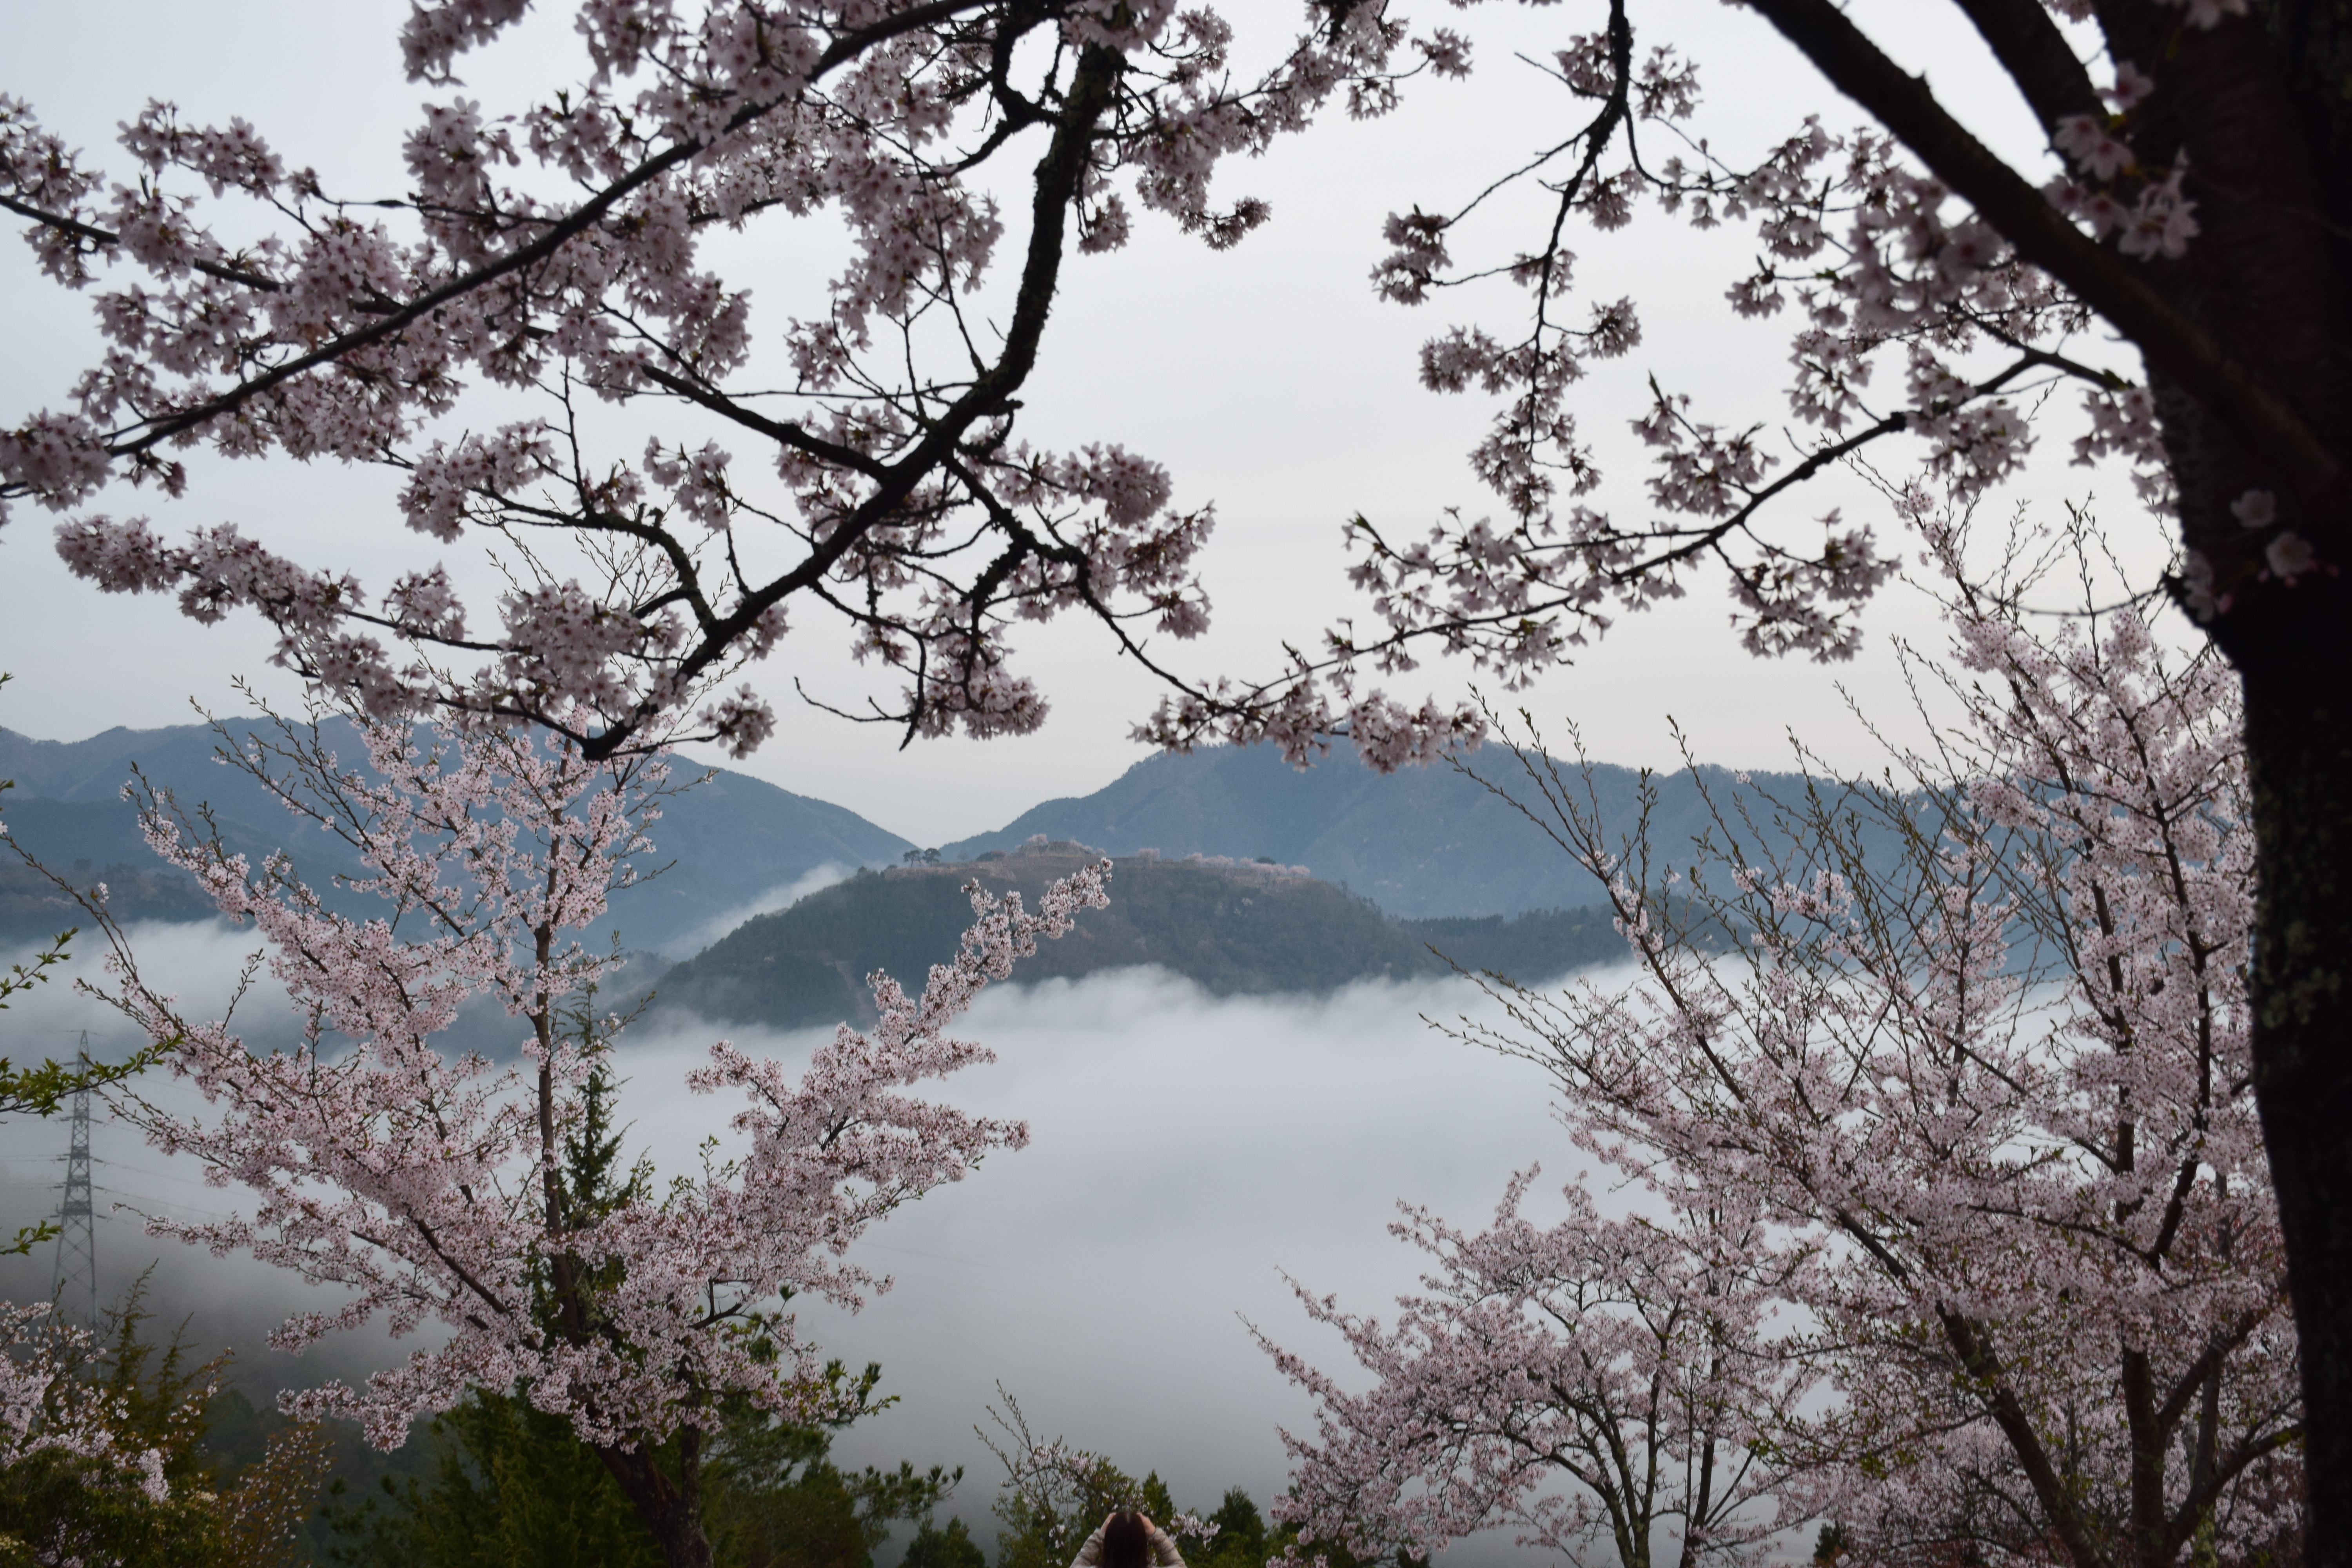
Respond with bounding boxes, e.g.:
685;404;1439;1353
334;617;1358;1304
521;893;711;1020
938;744;1811;918
0;720;913;955
642;841;1639;1033
5;725;1853;962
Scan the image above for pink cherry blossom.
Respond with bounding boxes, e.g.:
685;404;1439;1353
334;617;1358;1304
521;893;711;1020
0;7;1463;762
2105;62;2156;112
81;705;1107;1562
0;1300;179;1500
2263;530;2317;582
1272;536;2296;1568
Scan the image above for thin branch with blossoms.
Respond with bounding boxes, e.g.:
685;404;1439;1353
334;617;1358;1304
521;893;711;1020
1261;1175;1807;1568
0;2;1465;761
1142;0;2343;771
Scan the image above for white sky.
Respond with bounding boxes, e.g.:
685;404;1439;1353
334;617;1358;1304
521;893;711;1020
0;0;2170;847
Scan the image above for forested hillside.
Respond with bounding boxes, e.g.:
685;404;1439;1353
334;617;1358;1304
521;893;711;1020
645;842;1634;1031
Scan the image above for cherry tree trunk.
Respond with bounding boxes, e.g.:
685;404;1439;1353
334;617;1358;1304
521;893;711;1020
2113;7;2352;1548
600;1443;713;1568
2240;642;2352;1546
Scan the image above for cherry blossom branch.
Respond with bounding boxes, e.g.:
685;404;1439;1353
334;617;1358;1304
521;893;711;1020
18;0;1002;467
0;190;284;291
1744;0;2339;494
1947;0;2105;135
11;4;1458;771
76;702;1111;1538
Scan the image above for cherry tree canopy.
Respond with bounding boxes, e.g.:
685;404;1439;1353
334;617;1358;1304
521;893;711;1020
1272;537;2297;1568
1264;1178;1799;1568
0;0;1489;762
82;710;1107;1568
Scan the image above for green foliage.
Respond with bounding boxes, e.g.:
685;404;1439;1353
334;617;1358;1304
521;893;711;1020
319;1385;959;1568
1141;1477;1176;1528
532;1027;657;1330
702;1393;960;1568
0;1273;332;1568
902;1517;988;1568
318;1391;664;1568
86;1276;221;1486
1180;1490;1267;1568
201;1389;282;1476
0;1285;221;1568
1172;1488;1383;1568
702;1415;867;1568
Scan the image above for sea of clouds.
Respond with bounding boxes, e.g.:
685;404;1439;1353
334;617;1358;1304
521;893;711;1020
0;918;1626;1562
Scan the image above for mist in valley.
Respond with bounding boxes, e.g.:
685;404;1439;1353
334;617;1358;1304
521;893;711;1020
0;917;1610;1564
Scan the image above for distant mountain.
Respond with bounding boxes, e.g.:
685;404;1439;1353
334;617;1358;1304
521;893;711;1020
0;853;216;944
0;721;912;955
939;744;1829;918
4;724;1894;967
644;840;1643;1032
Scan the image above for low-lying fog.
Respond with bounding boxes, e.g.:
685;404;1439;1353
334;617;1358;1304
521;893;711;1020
2;918;1615;1562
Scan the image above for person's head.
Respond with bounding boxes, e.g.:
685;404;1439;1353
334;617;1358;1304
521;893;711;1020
1103;1512;1151;1568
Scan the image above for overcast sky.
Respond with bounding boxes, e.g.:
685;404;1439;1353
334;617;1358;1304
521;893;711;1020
0;0;2172;847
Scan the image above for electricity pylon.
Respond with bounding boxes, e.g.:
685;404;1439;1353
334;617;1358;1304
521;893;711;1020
50;1033;96;1325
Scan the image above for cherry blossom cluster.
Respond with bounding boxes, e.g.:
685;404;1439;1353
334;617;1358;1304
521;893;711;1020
2048;61;2199;264
2176;485;2339;620
2;2;1467;761
1421;96;2083;610
88;708;1108;1457
0;1300;174;1504
1169;851;1310;877
1149;4;2261;768
1270;543;2296;1568
1260;1174;1799;1568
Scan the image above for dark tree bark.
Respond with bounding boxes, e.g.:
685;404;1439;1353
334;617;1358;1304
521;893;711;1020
1747;0;2352;1554
2238;644;2352;1548
601;1436;714;1568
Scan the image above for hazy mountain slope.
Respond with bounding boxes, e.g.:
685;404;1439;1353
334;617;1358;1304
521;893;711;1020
644;842;1642;1032
0;721;913;955
937;745;1824;918
625;765;913;947
0;853;217;943
0;724;184;800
